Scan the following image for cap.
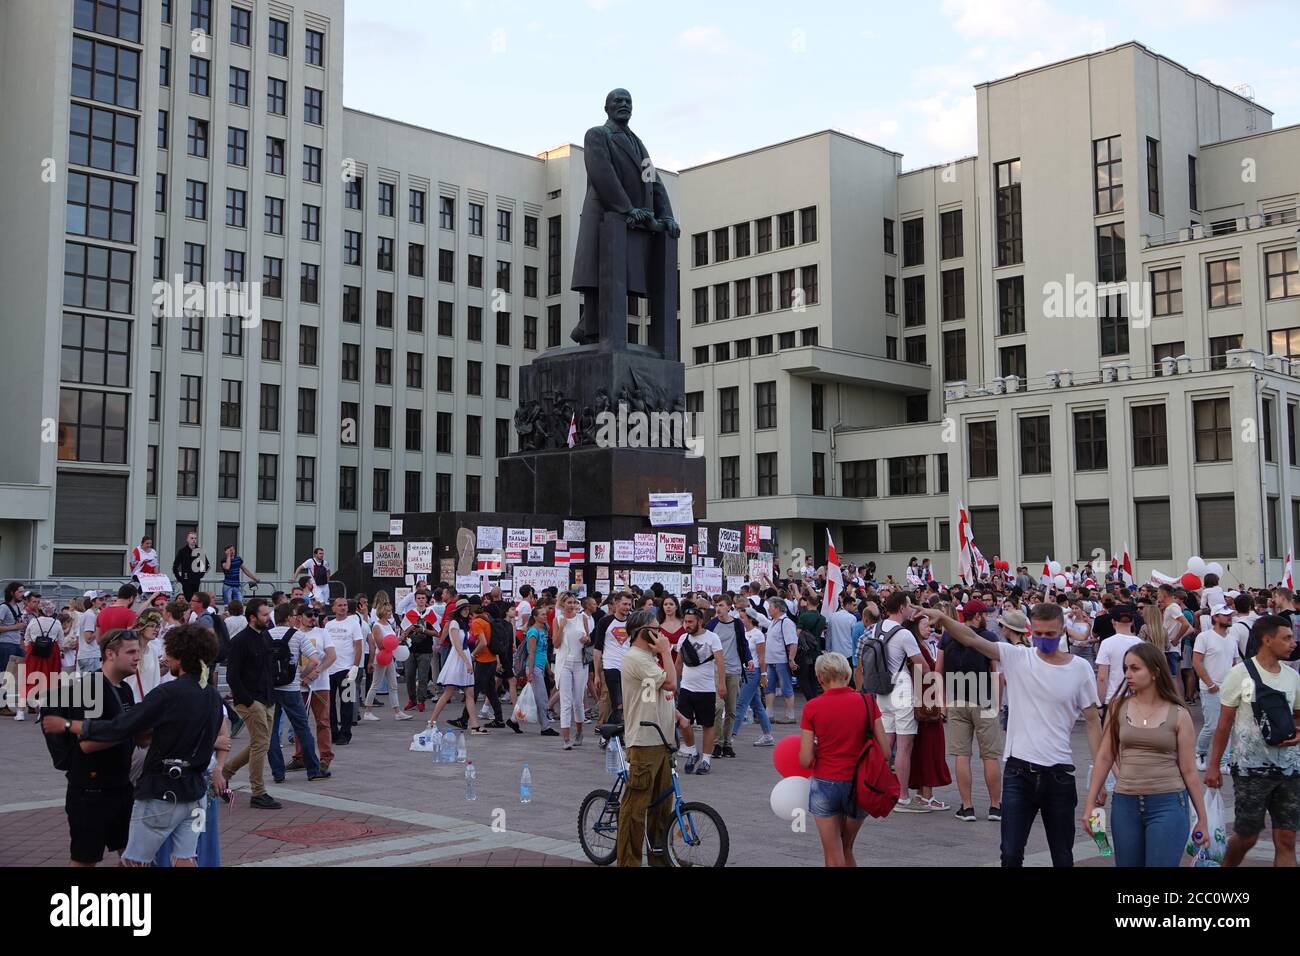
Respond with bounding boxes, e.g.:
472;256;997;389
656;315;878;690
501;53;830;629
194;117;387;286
999;609;1029;634
1211;603;1234;618
83;589;100;599
961;599;990;617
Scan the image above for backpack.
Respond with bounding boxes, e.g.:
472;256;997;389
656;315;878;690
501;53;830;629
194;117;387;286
796;626;823;668
679;634;714;668
1244;657;1298;746
311;559;329;586
858;622;904;696
200;611;232;666
30;618;58;659
489;618;513;659
513;634;531;680
851;693;900;817
271;627;299;688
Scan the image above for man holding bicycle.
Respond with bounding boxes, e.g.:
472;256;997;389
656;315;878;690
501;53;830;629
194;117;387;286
617;609;678;867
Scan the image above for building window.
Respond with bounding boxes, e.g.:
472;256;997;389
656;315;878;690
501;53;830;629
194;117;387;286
178;376;202;427
1270;328;1300;360
402;351;421;389
812;453;826;496
524;215;538;248
437;356;453;392
883;218;895;255
67;172;136;242
408;295;424;333
467;306;482;341
811;383;824;430
496;260;511;293
901;276;925;327
465;475;481;511
890;524;928;553
306;28;325;67
494;208;512;242
57;388;129;463
997;276;1024;334
258;383;279;431
886;336;897;360
71;37;140;110
224;187;247;229
434;473;451;512
176;448;199;497
405;409;421;451
547;306;562;348
438;249;454;284
217;450;239;499
1197;495;1236;559
1099;292;1129;356
994;159;1022;266
734;222;750;257
523;314;538;350
1188;155;1199;211
301;203;320;242
778;211;795;248
298;325;318;366
303;87;323;125
468;255;483;288
340;342;359;381
186;117;208;158
300;263;319;304
268;17;288;56
800;206;817;244
266;77;286;115
888;456;926;496
372;468;389;512
230;6;250;45
266;136;284;174
296;457;316;503
180;312;203;352
547;216;562;294
902;218;924;267
756;453;778;496
377;237;394;272
1074;409;1107;471
968;421;997;478
904;335;926;365
374;347;392;386
943;329;966;382
757;217;771;253
76;0;143;40
338;466;357;511
342;230;361;266
718;457;739;499
1209;334;1242;370
466;416;481;457
777;270;796;310
1193;397;1232;463
714;284;730;321
941;268;964;322
1136;498;1172;560
1093;135;1123;213
755;382;776;429
296;387;316;435
1146;137;1161;214
468;203;483;236
1266;249;1299;300
842;460;876;498
158;109;169;149
940;209;963;259
63;242;134;314
303;145;322;183
884;276;896;316
1022;505;1054;564
1264;397;1276;463
188;55;209;96
1019;415;1051;474
1096;223;1126;282
1150;267;1182;316
1206;258;1242;309
68;104;137;176
373;405;391;448
717;387;739;434
693;287;708;325
345;176;363;210
219;379;241;428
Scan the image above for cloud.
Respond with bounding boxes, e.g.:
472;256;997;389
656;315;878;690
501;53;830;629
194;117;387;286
676;26;731;56
940;0;1104;44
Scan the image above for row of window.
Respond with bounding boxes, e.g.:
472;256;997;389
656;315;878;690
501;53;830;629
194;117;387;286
690;328;819;365
692;266;819;323
344;180;539;246
160;52;324;124
1092;134;1197;217
692;207;817;267
157;1;324;66
890;209;965;268
713;452;947;500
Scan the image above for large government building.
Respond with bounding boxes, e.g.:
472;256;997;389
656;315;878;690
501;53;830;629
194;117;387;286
1;0;1297;588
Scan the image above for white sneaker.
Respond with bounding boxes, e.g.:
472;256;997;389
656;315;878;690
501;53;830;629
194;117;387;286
362;711;380;722
395;711;414;721
14;711;25;721
754;734;776;746
894;797;933;813
1195;754;1207;771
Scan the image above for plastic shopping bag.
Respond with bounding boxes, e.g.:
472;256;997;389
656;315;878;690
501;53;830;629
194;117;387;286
410;729;436;753
513;681;535;724
1185;788;1228;866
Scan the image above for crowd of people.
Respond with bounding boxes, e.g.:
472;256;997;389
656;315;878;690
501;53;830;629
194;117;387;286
2;548;1297;870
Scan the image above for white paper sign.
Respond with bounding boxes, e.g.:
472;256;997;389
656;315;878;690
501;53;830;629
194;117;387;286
648;492;694;526
394;587;413;608
563;519;587;542
476;526;503;550
512;566;569;599
748;558;773;581
697;527;708;554
759;525;772;539
373;541;405;578
726;575;746;593
406;541;434;575
590;541;611;564
657;532;687;564
528;547;545;563
692;566;724;595
545;530;558;543
405;574;415;586
455;574;482;595
137;573;173;594
389;519;403;536
505;549;523;564
614;569;631;588
507;528;531;549
596;566;611;582
633;533;657;563
631;570;685;592
613;540;635;562
499;578;512;594
718;528;742;554
362;552;373;564
532;529;547;545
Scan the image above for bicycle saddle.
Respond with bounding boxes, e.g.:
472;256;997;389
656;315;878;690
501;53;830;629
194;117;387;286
597;722;624;740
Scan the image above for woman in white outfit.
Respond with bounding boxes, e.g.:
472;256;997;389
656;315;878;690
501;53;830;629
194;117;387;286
551;592;592;751
365;599;412;720
427;599;487;734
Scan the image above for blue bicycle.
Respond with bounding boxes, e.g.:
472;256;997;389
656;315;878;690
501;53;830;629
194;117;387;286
578;720;729;867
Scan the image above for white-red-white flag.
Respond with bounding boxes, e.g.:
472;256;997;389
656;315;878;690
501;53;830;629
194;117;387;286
554;548;570;566
569;546;586;563
1285;553;1294;590
822;529;843;618
1042;555;1052;580
567;414;577;449
956;500;974;585
1120;544;1135;587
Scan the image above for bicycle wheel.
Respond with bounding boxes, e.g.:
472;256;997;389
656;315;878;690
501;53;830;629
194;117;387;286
661;801;729;868
577;789;620;865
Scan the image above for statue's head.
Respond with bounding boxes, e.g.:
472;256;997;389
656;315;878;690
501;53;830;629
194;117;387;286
604;88;633;124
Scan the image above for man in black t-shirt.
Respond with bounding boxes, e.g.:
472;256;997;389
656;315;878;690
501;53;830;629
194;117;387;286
940;600;1004;823
43;629;141;866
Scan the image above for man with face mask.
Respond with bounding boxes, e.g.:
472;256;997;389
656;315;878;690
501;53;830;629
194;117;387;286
919;602;1101;868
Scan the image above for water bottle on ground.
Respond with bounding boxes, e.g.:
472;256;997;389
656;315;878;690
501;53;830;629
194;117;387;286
520;763;533;804
465;761;477;801
456;731;467;763
1089;808;1113;857
438;727;457;764
427;729;441;767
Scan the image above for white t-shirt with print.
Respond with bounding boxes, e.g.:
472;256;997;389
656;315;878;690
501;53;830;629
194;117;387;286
600;616;630;672
675;631;723;694
999;643;1099;767
269;624;320;693
1193;629;1238;691
301;627;332;692
323;615;363;674
78;609;100;664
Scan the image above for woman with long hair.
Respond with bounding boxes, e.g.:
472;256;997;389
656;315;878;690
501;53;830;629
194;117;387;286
658;594;685;665
903;615;951;809
426;599;487;734
1082;641;1210;867
512;604;556;736
551;592;592;749
364;597;411;720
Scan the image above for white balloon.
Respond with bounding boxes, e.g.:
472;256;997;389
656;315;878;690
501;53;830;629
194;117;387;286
1186;556;1207;576
769;775;811;822
393;644;410;662
1053;574;1068;589
1205;562;1224;578
1049;561;1062;575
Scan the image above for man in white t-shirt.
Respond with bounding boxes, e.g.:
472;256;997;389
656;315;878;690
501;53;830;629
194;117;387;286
287;605;335;772
1158;584;1189;672
295;548;332;605
862;591;928;812
267;602;329;781
762;597;799;724
1227;592;1259;660
673;607;726;775
923;602;1101;867
1197;574;1227;631
322;596;363;746
1094;604;1143;707
593;592;632;725
1193;604;1240;770
77;592;106;673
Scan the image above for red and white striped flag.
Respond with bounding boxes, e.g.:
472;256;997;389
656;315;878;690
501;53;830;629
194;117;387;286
554;547;570;566
1042;555;1052;580
956;499;974;585
1285;553;1294;589
822;529;843;618
567;414;577;449
569;546;586;563
476;553;502;573
1119;544;1134;587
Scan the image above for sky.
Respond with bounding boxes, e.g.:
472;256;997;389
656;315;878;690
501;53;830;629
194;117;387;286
342;0;1300;173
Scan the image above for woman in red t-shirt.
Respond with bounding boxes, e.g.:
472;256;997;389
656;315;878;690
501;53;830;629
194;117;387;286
798;652;888;867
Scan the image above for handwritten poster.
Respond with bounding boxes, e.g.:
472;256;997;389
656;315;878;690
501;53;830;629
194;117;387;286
590;542;611;563
373;541;404;578
633;533;657;563
476;526;503;550
744;524;761;554
527;547;545;563
718;528;741;554
692;566;724;595
406;542;434;575
563;519;587;542
613;540;635;562
507;528;531;549
657;532;687;564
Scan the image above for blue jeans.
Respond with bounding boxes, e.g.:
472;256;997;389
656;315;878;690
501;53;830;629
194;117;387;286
154;778;221;867
1111;790;1189;867
0;643;22;707
123;797;203;865
732;669;771;737
1000;757;1078;867
766;661;793;698
222;584;241;605
269;688;321;778
1196;689;1232;760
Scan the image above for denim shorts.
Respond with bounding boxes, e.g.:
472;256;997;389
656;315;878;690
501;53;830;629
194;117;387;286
808;777;866;820
123;797;204;864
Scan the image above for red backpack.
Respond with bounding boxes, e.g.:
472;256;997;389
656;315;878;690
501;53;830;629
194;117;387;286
852;693;900;818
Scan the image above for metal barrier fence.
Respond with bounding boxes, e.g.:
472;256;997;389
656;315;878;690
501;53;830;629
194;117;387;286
21;578;347;610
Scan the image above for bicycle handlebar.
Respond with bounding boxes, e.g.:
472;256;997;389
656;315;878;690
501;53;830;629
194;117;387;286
638;720;678;754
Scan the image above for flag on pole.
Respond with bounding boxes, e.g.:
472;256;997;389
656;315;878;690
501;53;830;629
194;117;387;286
1119;544;1134;588
567;414;577;449
1285;553;1294;590
1042;555;1052;580
822;529;843;618
956;500;974;585
971;543;989;580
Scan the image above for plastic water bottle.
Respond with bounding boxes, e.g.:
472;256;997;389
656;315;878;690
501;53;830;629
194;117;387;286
605;737;621;774
464;761;477;801
1089;808;1113;857
427;729;441;766
520;763;533;804
455;732;467;763
438;728;457;764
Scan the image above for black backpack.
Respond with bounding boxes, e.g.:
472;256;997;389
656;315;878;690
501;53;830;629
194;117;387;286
679;635;714;668
30;618;58;659
200;611;232;665
1244;657;1298;746
488;618;513;659
271;627;299;688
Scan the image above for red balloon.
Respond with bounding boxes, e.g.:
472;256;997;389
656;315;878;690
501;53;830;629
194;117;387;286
376;650;394;667
772;734;811;778
382;634;399;652
1180;572;1202;590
